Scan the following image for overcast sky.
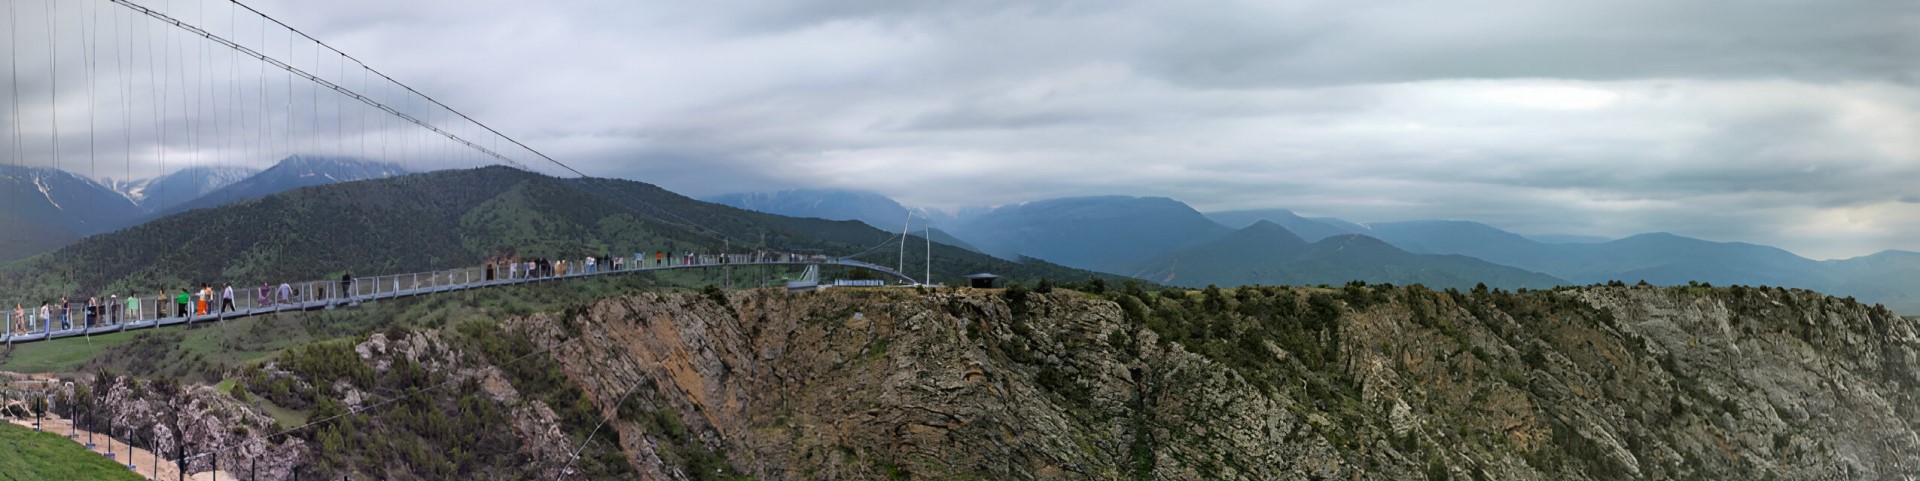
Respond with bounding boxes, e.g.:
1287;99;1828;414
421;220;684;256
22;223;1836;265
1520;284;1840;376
6;0;1918;259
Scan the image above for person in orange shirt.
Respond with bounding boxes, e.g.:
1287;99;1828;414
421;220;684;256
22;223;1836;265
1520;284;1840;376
197;284;211;315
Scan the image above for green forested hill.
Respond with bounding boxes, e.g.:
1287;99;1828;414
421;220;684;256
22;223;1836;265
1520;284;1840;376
0;166;1127;302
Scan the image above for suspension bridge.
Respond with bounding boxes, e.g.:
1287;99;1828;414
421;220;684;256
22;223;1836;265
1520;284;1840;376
4;251;918;345
0;0;942;477
2;0;940;343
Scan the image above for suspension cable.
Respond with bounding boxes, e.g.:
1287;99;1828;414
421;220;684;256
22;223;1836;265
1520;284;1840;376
8;0;20;169
217;0;586;177
46;0;60;173
107;0;538;173
85;0;99;183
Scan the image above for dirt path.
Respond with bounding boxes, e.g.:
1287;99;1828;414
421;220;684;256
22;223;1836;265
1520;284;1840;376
4;416;232;480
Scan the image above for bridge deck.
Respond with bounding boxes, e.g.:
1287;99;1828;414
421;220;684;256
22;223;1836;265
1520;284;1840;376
3;255;914;345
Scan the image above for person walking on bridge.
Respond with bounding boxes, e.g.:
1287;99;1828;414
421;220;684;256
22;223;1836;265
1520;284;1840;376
125;294;139;322
39;302;51;334
340;272;354;303
176;289;191;318
196;284;211;316
11;304;22;336
58;296;70;330
220;284;236;314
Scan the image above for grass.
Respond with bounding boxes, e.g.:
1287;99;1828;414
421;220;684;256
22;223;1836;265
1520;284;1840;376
0;422;146;481
257;398;309;428
0;330;142;373
0;314;320;380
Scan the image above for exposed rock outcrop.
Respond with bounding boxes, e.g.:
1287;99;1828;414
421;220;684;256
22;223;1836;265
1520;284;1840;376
513;285;1920;480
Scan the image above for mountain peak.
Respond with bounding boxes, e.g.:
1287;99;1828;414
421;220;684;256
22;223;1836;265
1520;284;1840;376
153;156;408;216
704;188;912;231
1236;220;1309;244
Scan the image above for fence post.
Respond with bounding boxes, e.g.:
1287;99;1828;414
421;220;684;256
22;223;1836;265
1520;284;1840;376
67;385;76;439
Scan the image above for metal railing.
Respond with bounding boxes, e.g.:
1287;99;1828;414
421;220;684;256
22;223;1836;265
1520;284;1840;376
2;252;910;344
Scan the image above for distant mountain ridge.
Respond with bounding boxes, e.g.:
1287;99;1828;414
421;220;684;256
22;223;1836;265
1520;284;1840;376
948;196;1233;274
0;165;145;263
702;188;983;252
1132;220;1565;289
1204;208;1370;241
2;157;399;263
1361;220;1920;312
106;165;259;212
157;155;406;216
704;188;911;231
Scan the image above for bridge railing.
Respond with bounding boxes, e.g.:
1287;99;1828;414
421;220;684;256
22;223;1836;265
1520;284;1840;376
2;251;893;343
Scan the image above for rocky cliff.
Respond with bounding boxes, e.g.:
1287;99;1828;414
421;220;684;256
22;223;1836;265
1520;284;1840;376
512;284;1919;480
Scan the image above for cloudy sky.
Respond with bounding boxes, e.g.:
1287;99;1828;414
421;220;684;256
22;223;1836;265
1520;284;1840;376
6;0;1918;259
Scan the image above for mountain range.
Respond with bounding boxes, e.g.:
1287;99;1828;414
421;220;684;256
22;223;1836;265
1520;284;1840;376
106;165;260;213
0;165;145;263
946;196;1234;274
10;166;1917;313
1133;220;1565;289
153;155;406;217
0;166;1126;303
708;189;1920;312
702;188;983;252
0;156;405;263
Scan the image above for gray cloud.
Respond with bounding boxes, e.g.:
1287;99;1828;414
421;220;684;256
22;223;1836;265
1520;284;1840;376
3;0;1917;260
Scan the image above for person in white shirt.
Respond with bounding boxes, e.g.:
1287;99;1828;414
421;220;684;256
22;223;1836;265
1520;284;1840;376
277;283;293;304
220;284;237;313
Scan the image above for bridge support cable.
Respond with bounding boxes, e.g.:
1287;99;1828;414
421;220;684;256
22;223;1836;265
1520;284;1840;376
105;0;545;174
217;0;586;178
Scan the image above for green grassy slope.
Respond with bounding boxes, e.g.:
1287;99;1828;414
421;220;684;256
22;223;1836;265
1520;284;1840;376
0;422;145;481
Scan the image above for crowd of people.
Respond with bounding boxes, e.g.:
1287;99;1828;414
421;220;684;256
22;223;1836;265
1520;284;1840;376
6;250;836;340
5;280;323;338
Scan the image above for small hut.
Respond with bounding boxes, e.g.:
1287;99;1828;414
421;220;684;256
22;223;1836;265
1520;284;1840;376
965;273;1000;289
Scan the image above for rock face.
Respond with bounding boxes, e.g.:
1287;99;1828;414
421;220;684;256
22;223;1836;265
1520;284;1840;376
514;285;1920;480
34;375;309;481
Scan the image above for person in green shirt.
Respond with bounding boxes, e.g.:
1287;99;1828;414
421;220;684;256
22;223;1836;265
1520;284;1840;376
126;295;139;322
176;289;191;318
